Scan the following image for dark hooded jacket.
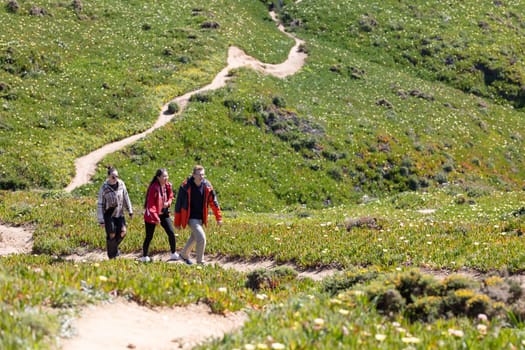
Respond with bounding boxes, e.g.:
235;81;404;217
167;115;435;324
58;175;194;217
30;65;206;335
174;176;222;228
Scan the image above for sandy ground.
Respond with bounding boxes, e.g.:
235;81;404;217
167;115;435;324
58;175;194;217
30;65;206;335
0;224;33;255
64;250;337;282
59;300;247;350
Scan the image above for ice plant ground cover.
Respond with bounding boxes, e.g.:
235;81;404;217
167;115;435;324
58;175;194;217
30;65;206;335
2;0;525;348
2;187;525;348
1;0;524;204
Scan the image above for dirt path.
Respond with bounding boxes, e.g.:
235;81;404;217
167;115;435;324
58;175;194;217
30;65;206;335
60;300;247;350
0;9;307;349
58;252;335;349
64;11;306;192
64;250;336;281
0;224;33;255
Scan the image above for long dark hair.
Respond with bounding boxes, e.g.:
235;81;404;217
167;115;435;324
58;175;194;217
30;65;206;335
144;168;167;208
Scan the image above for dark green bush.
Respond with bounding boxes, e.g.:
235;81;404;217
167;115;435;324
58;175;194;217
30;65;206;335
393;270;440;300
405;296;444;322
167;102;179;114
0;177;28;190
441;274;480;292
223;99;240;110
434;172;448;184
322;268;380;295
272;95;286;108
364;281;406;314
189;93;212;103
443;289;494;318
245;267;298;291
407;175;421;190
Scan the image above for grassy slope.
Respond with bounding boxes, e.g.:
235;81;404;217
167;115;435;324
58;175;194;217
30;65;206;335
72;0;525;211
2;0;525;349
1;0;523;202
282;0;525;106
0;0;291;189
0;0;524;277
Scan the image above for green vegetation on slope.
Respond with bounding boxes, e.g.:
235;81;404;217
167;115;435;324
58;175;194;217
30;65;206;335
203;269;525;349
1;0;525;349
2;187;525;272
281;0;525;107
1;0;524;204
0;254;312;349
65;0;523;211
0;0;292;189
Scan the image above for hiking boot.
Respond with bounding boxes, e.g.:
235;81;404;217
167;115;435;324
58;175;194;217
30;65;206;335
169;252;180;261
139;256;151;263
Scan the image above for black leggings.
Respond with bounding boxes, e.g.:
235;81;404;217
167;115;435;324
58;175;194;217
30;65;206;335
143;215;176;256
103;209;126;259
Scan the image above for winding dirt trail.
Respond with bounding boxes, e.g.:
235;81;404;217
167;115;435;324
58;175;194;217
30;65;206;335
1;9;308;350
64;250;336;281
64;11;306;193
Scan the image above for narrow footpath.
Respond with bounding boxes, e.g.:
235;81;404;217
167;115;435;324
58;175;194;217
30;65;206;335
1;8;308;350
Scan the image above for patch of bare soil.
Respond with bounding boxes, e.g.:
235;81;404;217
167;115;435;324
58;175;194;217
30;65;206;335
0;223;33;255
210;256;336;281
60;299;247;350
63;250;338;282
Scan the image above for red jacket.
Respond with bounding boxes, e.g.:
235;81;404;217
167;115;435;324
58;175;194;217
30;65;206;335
144;181;174;224
174;176;222;228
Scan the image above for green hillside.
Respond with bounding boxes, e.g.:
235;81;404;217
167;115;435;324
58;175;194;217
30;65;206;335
1;0;523;211
0;0;291;190
2;0;525;349
282;0;525;108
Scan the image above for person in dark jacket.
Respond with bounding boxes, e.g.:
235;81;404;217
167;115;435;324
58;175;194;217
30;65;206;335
174;165;222;265
140;168;180;262
97;166;133;259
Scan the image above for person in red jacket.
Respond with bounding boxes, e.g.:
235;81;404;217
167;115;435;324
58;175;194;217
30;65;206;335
174;165;222;265
140;168;179;262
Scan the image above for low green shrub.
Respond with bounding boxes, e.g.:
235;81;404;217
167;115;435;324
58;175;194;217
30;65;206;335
364;280;406;314
245;267;298;291
322;267;380;295
405;295;444;322
392;270;441;300
167;102;179;114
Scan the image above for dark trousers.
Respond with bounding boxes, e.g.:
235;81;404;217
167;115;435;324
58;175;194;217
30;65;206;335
103;210;126;259
143;215;176;256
